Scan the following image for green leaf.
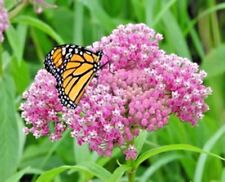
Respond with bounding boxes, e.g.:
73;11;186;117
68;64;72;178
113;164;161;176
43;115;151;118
39;131;69;169
80;0;117;33
5;24;27;65
110;165;130;182
17;24;28;60
194;124;225;182
140;153;182;181
5;25;22;63
74;140;91;164
201;44;225;77
131;0;145;21
184;3;225;36
16;114;26;166
144;0;157;26
73;1;84;44
10;59;31;94
5;167;30;182
134;130;148;155
135;144;225;168
221;168;225;182
4;0;17;10
0;75;20;181
12;15;64;44
49;7;73;43
161;10;191;58
36;162;112;182
152;0;177;27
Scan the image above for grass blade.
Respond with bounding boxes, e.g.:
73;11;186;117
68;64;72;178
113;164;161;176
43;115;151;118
36;162;112;182
0;75;20;181
194;124;225;182
5;25;22;63
140;154;182;181
161;10;191;58
80;0;116;33
135;130;148;155
73;0;84;44
12;15;64;44
110;165;131;182
152;0;177;27
184;3;225;35
5;167;30;182
135;144;225;167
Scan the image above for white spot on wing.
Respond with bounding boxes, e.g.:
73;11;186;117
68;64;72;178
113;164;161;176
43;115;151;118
62;47;66;55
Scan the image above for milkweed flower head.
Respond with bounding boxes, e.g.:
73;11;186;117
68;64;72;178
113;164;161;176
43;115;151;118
21;23;211;160
0;0;9;42
20;69;65;141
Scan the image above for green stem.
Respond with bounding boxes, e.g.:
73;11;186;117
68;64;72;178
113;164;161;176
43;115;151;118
127;160;136;182
9;0;29;20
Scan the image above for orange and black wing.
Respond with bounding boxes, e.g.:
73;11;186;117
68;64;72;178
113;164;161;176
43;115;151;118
45;44;103;109
44;45;68;77
58;52;96;108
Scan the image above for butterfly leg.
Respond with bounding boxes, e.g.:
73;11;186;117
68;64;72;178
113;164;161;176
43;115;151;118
100;61;115;75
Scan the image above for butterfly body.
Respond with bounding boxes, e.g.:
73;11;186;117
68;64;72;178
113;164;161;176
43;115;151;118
44;44;103;109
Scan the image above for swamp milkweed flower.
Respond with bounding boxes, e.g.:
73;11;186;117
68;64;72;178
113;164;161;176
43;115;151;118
0;0;9;42
20;23;212;160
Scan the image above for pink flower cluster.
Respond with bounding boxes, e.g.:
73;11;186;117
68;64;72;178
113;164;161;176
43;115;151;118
20;70;65;141
0;0;9;42
21;23;211;160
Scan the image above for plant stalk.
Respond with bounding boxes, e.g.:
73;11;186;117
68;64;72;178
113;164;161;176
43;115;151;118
128;168;136;182
127;160;136;182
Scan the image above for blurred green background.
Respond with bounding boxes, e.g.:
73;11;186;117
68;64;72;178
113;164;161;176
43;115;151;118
0;0;225;181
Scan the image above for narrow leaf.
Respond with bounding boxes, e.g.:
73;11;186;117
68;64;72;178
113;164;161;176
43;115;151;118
5;167;30;182
135;144;225;167
162;11;191;58
80;0;116;33
12;15;64;44
0;75;20;181
194;124;225;182
201;44;225;77
135;130;148;154
74;140;91;164
36;162;112;182
140;154;182;181
5;25;22;62
152;0;177;27
73;0;84;44
110;165;131;182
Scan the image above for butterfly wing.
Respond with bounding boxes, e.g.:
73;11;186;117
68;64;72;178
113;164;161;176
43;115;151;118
59;54;95;108
44;45;67;76
45;45;102;109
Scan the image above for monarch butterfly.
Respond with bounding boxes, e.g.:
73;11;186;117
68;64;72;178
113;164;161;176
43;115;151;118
44;44;104;109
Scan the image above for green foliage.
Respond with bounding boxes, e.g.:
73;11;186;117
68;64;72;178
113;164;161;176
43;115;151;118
0;75;21;181
202;44;225;77
1;0;225;181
